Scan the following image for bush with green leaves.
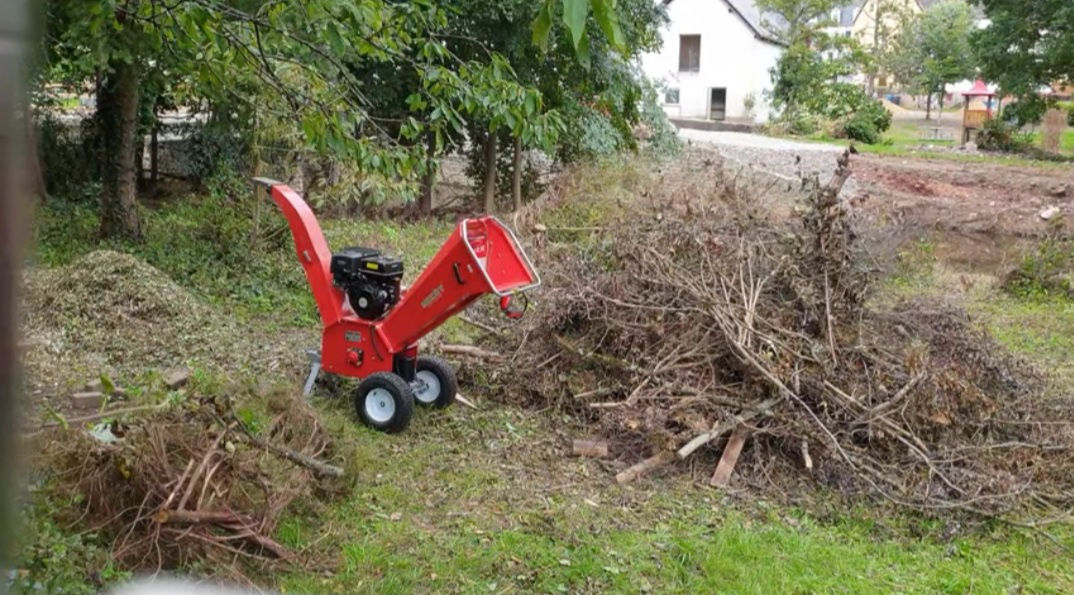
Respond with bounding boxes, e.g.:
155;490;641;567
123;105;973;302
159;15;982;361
843;99;892;144
638;82;680;158
1004;227;1074;300
769;34;889;143
977;118;1031;152
12;493;130;594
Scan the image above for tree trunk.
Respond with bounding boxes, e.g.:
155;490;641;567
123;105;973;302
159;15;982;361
418;131;436;216
98;60;143;240
25;111;45;200
481;133;497;214
925;94;932;121
939;92;945;115
510;135;522;212
150;116;159;190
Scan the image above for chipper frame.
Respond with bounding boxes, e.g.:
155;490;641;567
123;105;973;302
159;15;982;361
256;178;539;433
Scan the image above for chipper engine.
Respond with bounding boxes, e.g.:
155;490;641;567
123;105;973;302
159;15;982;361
255;178;539;433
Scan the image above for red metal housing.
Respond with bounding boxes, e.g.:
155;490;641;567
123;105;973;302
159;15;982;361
258;179;539;380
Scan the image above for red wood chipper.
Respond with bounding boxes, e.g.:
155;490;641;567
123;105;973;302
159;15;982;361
256;178;540;433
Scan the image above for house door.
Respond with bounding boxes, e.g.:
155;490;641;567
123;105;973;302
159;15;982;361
709;88;727;121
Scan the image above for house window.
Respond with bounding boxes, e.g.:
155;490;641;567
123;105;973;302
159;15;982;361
678;35;700;72
664;88;680;104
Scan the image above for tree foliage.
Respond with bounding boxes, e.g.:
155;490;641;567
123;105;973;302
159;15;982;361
755;0;840;43
887;1;975;111
974;0;1074;123
37;0;664;232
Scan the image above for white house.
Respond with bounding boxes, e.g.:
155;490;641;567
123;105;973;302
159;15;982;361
640;0;786;123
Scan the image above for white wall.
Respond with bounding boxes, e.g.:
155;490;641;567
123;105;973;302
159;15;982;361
640;0;783;122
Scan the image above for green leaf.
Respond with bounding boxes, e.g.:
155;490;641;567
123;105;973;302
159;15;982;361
576;30;591;69
99;373;115;395
532;0;555;52
562;0;589;51
592;0;626;51
325;22;345;55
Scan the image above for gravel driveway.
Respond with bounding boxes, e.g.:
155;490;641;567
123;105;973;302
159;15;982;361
678;128;854;193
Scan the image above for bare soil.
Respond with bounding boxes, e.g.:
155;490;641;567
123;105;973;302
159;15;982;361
850;155;1074;243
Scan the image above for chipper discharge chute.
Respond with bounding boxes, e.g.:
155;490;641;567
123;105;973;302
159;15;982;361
256;178;540;433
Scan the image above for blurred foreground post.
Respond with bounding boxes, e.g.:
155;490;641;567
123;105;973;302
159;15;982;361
0;0;30;566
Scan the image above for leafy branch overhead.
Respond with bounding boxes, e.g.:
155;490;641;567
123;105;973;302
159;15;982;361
533;0;627;60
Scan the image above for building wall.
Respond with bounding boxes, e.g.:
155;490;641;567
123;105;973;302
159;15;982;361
851;0;922;48
639;0;783;122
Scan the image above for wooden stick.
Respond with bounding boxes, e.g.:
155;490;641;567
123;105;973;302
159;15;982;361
572;439;609;458
615;397;781;485
455;393;479;410
242;434;343;478
710;424;750;487
439;344;505;361
677;396;781;459
615;451;676;484
460;316;502;336
156;509;243;525
30;404;163;432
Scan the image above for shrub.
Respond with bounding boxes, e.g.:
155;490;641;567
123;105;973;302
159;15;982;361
844;112;880;144
1004;225;1074;299
786;111;821;136
977;118;1030;152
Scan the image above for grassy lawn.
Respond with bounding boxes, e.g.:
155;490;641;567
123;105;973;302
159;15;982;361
792;118;1074;167
23;166;1074;593
270;397;1074;593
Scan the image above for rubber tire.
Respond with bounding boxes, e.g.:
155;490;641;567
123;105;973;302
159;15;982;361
413;355;458;409
355;372;415;433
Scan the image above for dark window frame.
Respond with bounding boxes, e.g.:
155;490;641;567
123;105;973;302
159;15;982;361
678;35;700;73
664;88;680;105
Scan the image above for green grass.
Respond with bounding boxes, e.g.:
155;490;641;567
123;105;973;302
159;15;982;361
1028;129;1074;155
972;296;1074;388
25;171;1074;593
792;119;1073;168
270;399;1074;594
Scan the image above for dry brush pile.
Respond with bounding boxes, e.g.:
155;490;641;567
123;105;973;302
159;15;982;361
22;251;338;577
37;388;341;576
499;152;1074;520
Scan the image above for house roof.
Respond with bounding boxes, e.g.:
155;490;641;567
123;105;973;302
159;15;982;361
663;0;788;47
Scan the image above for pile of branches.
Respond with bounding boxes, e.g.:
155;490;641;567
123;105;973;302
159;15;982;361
40;390;341;575
502;152;1074;518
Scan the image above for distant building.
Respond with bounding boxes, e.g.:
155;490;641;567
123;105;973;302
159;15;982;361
640;0;786;123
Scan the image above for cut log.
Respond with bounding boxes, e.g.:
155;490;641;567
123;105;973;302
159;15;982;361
709;424;750;488
572;439;609;458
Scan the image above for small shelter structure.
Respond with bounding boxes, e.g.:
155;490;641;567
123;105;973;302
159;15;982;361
961;79;996;145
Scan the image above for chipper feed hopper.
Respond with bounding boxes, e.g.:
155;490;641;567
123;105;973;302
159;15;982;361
256;179;539;433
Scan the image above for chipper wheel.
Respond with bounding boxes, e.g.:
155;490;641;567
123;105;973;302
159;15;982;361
355;372;415;433
412;355;458;409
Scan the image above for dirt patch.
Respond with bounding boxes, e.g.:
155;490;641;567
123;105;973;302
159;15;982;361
851;155;1074;242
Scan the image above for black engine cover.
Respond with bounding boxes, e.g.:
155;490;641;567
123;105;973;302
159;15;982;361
330;247;404;320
